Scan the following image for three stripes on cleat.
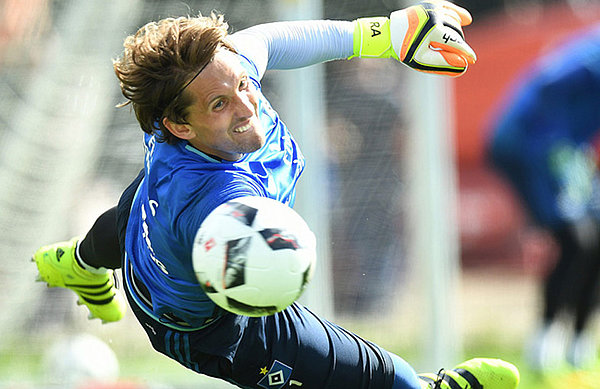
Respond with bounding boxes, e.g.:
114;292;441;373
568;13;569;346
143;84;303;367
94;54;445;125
32;255;116;324
419;367;483;389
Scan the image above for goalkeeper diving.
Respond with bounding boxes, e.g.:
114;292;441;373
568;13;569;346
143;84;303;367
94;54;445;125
32;1;519;388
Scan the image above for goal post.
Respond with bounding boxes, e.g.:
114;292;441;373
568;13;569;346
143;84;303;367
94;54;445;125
404;70;462;369
272;0;336;321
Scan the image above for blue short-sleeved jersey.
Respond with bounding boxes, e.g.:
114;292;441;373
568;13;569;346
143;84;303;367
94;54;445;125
125;53;305;328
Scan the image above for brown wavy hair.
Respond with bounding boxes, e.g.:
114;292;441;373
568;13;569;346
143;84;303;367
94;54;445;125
113;13;235;144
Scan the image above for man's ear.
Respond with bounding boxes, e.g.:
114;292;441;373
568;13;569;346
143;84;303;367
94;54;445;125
162;117;194;140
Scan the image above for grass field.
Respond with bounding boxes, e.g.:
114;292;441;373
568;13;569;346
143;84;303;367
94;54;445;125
1;332;598;389
1;268;597;388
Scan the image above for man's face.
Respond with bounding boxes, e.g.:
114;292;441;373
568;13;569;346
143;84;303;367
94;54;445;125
169;50;265;161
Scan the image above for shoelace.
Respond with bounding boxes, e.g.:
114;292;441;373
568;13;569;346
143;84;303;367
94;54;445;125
431;369;468;389
422;365;483;389
432;369;444;389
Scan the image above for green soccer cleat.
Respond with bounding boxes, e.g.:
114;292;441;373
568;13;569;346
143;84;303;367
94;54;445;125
419;358;520;389
32;237;126;323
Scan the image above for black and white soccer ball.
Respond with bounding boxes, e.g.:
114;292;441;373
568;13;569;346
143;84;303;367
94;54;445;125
192;196;317;317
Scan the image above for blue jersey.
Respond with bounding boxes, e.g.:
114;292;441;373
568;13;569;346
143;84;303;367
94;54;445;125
117;21;419;389
490;25;600;149
124;53;305;329
488;24;600;227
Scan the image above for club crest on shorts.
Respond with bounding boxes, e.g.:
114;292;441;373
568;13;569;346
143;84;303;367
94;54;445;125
257;360;293;389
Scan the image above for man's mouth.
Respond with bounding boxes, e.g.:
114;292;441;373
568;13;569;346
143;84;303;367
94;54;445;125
233;122;252;134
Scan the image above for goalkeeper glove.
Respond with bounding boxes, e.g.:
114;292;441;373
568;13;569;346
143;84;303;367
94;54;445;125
351;0;476;77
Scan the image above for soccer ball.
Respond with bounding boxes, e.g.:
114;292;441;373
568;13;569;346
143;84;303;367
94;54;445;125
192;196;317;317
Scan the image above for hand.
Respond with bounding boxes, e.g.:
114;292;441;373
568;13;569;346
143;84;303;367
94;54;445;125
390;0;476;77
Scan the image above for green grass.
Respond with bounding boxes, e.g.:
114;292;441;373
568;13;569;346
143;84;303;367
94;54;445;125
1;319;598;389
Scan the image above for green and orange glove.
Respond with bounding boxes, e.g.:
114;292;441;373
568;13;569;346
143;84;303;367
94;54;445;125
350;0;476;77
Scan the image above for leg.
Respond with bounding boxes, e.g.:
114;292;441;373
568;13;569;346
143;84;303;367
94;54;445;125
542;225;578;323
531;219;600;370
569;260;600;369
564;219;600;334
573;255;600;334
30;170;146;324
526;224;578;371
563;219;600;368
232;304;416;389
77;207;121;270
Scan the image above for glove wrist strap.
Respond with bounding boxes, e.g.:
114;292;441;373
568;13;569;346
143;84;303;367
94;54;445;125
350;17;398;60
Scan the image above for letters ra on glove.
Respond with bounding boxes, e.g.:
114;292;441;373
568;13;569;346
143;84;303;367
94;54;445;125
352;0;477;77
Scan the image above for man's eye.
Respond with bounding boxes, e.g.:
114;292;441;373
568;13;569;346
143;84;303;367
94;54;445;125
213;100;225;110
239;78;248;90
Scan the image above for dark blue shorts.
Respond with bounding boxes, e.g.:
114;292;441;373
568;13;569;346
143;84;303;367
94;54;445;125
116;170;418;389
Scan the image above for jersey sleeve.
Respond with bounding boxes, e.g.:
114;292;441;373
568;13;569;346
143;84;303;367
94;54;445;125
230;20;354;79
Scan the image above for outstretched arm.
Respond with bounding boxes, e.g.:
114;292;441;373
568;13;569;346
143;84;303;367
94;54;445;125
230;0;477;80
230;20;355;78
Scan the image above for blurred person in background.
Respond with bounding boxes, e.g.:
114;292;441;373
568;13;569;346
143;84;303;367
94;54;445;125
31;2;520;388
487;22;600;373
